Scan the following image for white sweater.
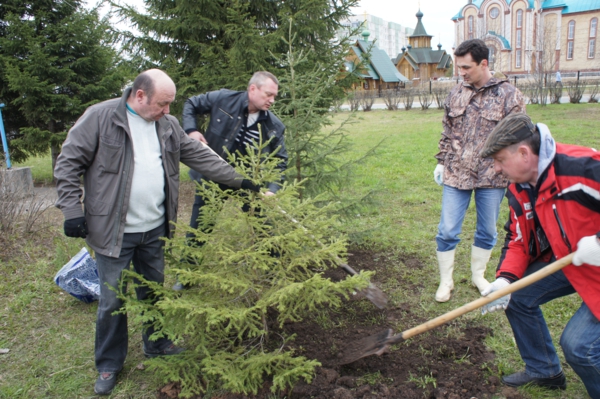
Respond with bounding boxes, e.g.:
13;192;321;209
124;110;166;233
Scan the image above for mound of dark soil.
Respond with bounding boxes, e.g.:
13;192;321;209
159;249;523;399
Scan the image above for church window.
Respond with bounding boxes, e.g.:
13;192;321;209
567;21;575;59
468;16;474;39
590;18;597;58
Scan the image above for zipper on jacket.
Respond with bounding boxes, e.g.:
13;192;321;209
110;135;132;255
218;108;234;119
552;204;572;252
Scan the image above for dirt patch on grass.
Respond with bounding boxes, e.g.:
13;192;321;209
277;249;517;399
157;242;522;398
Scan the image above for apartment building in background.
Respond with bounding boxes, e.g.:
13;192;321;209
338;14;414;58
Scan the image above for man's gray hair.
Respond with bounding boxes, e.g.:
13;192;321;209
248;71;278;90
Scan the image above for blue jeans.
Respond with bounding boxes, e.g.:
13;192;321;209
94;224;172;373
506;259;600;397
436;185;505;252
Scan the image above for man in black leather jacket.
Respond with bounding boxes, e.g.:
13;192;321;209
179;71;287;276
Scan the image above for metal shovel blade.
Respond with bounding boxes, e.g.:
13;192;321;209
338;328;395;364
339;254;574;365
273;204;389;309
340;264;388;309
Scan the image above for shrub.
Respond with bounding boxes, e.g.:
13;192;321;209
0;164;50;234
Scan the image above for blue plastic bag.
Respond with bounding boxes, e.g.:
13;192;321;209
54;247;100;303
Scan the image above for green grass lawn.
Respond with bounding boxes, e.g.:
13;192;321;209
336;103;597;399
2;103;598;398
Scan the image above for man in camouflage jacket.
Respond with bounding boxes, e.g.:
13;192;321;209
432;39;525;302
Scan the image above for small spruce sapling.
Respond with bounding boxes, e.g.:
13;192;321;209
118;134;373;397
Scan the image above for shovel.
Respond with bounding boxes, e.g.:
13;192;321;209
339;253;574;364
273;205;388;309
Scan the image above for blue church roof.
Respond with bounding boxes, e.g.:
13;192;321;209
487;31;511;49
542;0;600;13
352;40;409;83
451;0;597;20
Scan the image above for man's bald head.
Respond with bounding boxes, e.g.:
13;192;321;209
128;69;176;121
131;69;176;103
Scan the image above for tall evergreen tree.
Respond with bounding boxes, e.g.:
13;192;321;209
273;22;377;200
117;0;362;98
115;0;281;101
114;0;363;195
0;0;129;169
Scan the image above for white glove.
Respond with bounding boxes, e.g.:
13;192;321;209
433;164;444;186
573;235;600;266
480;278;511;315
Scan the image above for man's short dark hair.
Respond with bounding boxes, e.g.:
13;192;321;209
248;71;278;90
131;72;155;102
481;113;541;157
454;39;489;64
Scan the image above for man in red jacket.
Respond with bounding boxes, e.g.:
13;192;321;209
479;113;600;395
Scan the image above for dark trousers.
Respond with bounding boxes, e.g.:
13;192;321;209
94;224;172;372
188;169;250;240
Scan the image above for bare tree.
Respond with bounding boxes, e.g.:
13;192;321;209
588;80;600;103
566;80;584;103
417;89;433;110
432;86;450;109
401;86;415;110
526;17;561;106
348;88;361;111
381;89;401;110
520;80;540;104
359;90;376;111
550;85;562;104
0;164;50;234
482;12;508;73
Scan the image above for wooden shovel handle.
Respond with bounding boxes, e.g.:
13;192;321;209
395;253;574;342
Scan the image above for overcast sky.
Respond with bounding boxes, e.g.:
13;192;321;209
90;0;468;54
351;0;468;53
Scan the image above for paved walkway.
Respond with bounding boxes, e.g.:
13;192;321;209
31;185;58;211
341;93;593;111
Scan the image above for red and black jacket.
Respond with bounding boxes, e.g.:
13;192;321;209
497;142;600;318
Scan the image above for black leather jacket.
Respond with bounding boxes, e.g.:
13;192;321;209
182;89;287;193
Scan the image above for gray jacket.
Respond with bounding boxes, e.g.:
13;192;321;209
55;88;242;258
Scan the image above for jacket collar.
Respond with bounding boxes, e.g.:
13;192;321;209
113;88;132;128
242;91;249;108
462;76;508;91
536;123;556;182
533;123;557;193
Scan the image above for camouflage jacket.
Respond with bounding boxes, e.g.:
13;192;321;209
435;77;525;189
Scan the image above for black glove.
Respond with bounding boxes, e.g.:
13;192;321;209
240;179;262;193
64;217;88;238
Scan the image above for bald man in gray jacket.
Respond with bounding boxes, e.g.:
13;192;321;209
55;69;258;395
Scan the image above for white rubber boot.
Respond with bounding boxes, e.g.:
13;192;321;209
471;245;492;294
435;249;455;302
